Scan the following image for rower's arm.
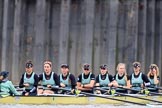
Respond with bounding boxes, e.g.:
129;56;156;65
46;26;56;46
29;74;39;93
19;74;24;88
69;74;76;89
9;81;20;95
142;74;150;86
53;73;60;86
154;75;159;85
127;80;132;88
83;80;95;88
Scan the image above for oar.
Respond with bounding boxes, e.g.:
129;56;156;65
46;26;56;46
95;87;162;103
51;86;146;105
117;86;162;96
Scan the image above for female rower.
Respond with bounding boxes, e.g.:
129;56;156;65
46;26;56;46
95;64;118;94
0;71;20;97
127;62;150;94
59;64;76;94
76;63;95;93
19;61;39;96
147;64;160;92
114;63;128;93
38;60;60;95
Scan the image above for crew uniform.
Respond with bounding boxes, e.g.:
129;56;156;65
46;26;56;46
59;64;76;94
114;74;127;93
77;64;95;93
0;71;20;97
147;65;160;92
96;65;114;89
128;62;150;94
19;62;39;96
39;71;60;92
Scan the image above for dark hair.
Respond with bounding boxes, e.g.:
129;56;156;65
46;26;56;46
26;61;33;68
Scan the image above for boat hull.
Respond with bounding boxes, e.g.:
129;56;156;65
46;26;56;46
0;95;162;105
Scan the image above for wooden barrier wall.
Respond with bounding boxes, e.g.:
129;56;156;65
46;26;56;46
0;0;162;85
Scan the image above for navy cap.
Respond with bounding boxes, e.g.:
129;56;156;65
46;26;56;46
61;64;69;68
26;61;33;68
0;71;9;78
100;64;108;69
83;63;90;70
133;62;141;68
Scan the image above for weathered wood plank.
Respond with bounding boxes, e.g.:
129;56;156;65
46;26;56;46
81;0;95;67
156;0;162;85
33;0;46;74
117;1;127;63
0;0;4;70
93;1;102;75
1;0;15;80
12;0;23;84
124;0;138;74
69;1;80;75
99;0;109;66
58;0;71;66
137;0;147;72
107;0;119;75
145;0;155;72
49;0;61;73
1;0;10;71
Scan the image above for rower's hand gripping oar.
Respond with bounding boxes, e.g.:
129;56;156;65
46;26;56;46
95;87;162;103
117;86;161;95
51;86;146;105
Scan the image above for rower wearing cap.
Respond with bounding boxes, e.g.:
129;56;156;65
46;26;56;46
127;62;150;93
38;60;60;95
114;63;128;93
147;64;160;92
19;61;39;96
95;64;118;94
0;71;20;97
59;64;76;94
77;63;95;93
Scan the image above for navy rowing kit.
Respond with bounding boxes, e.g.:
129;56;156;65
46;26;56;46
19;72;39;96
114;74;127;93
38;72;60;92
148;75;160;92
77;72;95;93
128;72;150;94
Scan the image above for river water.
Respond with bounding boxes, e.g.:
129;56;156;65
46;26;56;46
0;104;151;108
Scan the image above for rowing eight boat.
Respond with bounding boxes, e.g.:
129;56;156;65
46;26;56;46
0;94;162;105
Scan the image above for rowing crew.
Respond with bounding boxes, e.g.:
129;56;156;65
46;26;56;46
0;61;160;96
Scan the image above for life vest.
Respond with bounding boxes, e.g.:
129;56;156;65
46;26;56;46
23;72;35;90
42;72;56;86
81;72;92;84
60;73;71;90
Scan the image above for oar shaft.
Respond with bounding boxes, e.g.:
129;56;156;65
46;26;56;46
95;87;162;103
51;86;146;105
81;91;146;106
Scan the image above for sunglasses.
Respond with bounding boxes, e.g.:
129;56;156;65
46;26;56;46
100;68;106;70
84;68;89;71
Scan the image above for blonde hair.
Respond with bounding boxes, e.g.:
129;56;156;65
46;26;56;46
147;64;159;77
116;63;127;80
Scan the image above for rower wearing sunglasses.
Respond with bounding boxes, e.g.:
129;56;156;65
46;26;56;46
19;61;39;96
147;64;160;92
95;64;118;94
127;62;150;94
76;63;95;93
